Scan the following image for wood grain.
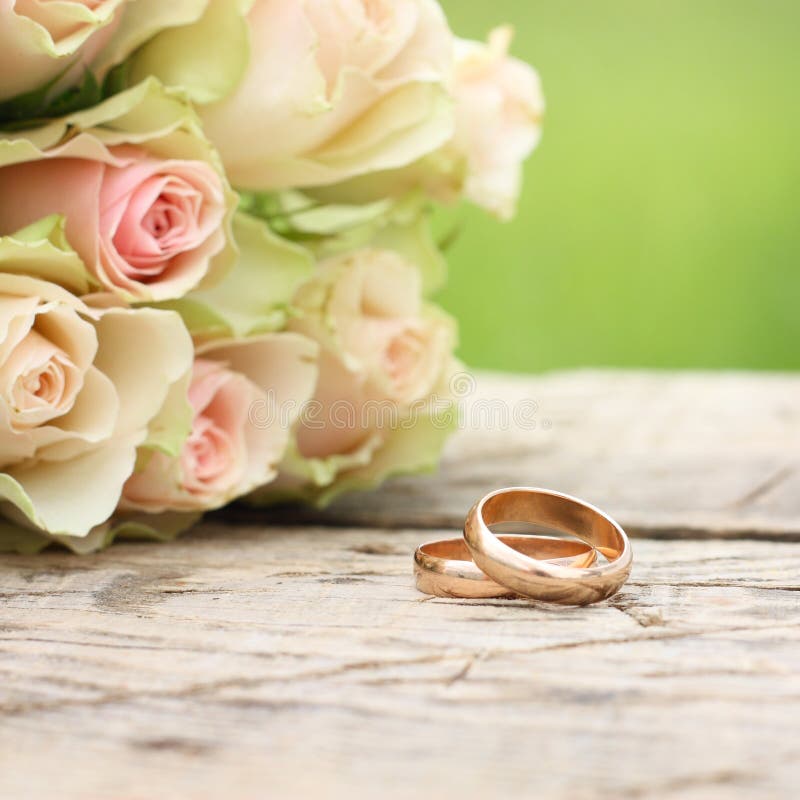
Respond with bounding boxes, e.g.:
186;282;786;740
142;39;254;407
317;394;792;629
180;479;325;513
1;371;799;799
2;524;799;799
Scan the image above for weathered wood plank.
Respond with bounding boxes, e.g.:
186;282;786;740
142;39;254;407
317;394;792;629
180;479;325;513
1;523;799;799
255;370;800;540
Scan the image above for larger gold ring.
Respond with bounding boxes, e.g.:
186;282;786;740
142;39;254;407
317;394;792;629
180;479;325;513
414;535;598;598
463;487;633;605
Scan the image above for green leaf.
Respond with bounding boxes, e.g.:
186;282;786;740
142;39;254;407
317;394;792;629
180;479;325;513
0;67;68;126
45;69;102;118
0;68;104;129
101;60;133;99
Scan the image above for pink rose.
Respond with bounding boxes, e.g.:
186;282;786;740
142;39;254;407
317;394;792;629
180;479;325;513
122;333;318;512
0;147;226;302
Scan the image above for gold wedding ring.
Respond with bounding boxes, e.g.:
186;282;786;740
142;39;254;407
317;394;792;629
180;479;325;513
414;535;598;598
463;487;632;605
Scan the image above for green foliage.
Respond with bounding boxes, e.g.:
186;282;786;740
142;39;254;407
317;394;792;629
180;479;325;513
0;62;130;129
438;0;800;372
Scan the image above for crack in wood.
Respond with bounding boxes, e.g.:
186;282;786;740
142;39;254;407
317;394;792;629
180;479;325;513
128;737;217;757
481;621;800;661
619;768;759;798
728;464;795;510
5;622;798;719
609;597;667;627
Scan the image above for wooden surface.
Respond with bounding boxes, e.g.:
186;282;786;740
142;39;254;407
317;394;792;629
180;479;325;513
1;371;799;800
267;370;800;539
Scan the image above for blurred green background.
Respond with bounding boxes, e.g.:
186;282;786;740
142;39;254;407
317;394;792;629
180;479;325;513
436;0;800;372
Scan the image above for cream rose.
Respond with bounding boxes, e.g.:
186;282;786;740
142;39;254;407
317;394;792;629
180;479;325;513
195;0;455;190
0;223;193;539
291;249;452;458
259;247;457;504
0;80;236;303
0;1;214;103
0;0;121;102
451;27;544;220
122;333;318;512
300;27;543;219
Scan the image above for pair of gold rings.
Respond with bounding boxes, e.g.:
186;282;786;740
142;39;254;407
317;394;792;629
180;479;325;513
414;487;633;606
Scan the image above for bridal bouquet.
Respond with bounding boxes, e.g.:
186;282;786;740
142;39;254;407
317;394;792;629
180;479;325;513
0;1;542;553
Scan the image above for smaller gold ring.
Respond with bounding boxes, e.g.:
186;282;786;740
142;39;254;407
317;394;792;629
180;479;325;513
414;535;598;598
463;487;633;605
